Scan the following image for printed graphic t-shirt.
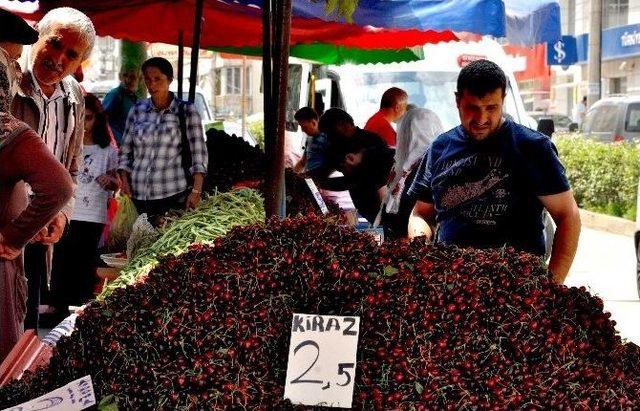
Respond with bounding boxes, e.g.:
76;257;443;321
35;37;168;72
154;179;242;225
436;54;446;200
408;119;570;256
73;144;118;224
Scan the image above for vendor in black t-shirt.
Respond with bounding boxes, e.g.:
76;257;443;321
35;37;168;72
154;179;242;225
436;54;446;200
317;108;394;223
407;60;581;284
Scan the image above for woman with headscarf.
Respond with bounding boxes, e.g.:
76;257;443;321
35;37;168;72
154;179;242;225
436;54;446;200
381;107;443;239
0;46;73;360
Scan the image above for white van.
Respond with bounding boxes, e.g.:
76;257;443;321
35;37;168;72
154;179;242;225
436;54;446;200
328;38;535;131
283;38;537;157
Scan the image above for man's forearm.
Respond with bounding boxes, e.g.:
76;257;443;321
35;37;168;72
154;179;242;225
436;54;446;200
316;175;348;192
548;210;581;283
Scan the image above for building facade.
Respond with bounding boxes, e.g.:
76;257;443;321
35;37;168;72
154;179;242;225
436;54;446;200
211;54;264;120
550;0;640;116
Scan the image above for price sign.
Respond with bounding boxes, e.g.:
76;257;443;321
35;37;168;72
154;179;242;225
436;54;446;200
284;314;360;408
2;376;96;411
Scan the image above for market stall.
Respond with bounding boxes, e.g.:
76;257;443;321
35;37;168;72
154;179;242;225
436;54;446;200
1;214;639;409
3;2;624;410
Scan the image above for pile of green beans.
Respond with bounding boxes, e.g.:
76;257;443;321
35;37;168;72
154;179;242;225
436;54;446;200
98;189;265;300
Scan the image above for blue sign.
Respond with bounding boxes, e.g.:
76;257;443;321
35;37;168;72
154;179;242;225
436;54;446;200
576;33;589;63
602;23;640;61
569;23;640;65
547;35;578;65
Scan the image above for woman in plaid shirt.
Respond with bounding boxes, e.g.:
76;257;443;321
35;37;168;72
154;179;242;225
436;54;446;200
118;57;208;224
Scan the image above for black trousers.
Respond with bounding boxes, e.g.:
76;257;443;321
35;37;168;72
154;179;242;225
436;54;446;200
132;191;187;227
24;243;48;330
50;221;104;308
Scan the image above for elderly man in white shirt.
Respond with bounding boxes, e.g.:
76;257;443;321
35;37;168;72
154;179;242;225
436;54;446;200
11;7;96;330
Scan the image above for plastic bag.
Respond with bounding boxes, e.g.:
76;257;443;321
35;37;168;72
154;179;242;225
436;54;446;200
107;194;138;252
126;214;159;260
99;196;119;249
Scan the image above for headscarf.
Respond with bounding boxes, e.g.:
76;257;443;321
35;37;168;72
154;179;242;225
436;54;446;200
0;48;29;151
385;107;444;214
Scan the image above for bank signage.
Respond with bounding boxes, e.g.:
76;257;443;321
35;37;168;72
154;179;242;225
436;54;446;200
602;23;640;61
566;23;640;64
546;36;578;65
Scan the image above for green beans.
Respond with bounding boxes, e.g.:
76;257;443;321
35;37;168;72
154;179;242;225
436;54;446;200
98;189;265;300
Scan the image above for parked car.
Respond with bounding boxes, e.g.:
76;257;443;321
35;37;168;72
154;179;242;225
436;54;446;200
528;112;577;133
582;95;640;142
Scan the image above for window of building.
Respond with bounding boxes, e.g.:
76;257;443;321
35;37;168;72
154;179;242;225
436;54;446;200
603;0;628;29
610;77;627;95
225;67;241;95
245;67;251;92
214;68;222;96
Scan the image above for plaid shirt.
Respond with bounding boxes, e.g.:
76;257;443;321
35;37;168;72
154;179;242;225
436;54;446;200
118;96;208;200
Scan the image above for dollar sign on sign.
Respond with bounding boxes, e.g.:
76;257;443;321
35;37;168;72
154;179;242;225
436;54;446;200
554;41;566;64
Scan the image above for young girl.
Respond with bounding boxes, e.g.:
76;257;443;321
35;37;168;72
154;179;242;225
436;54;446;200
49;93;119;320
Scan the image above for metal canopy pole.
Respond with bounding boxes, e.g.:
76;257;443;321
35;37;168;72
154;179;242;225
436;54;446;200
177;31;184;98
263;0;275;217
189;0;205;103
263;0;292;219
274;0;292;218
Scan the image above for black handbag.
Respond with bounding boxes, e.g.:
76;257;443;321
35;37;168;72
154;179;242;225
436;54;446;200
177;102;194;187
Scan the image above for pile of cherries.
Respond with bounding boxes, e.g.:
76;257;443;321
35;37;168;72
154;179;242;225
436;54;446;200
1;215;638;410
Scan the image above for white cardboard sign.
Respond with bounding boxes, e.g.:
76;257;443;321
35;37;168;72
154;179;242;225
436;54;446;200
284;313;360;408
2;376;96;411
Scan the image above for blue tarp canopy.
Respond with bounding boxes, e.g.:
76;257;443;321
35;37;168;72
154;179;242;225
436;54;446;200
237;0;561;46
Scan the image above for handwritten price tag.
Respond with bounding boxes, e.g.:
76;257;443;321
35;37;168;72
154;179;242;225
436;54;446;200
284;314;360;408
2;376;96;411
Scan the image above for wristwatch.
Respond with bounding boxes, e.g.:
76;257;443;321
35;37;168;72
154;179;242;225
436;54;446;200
191;188;202;195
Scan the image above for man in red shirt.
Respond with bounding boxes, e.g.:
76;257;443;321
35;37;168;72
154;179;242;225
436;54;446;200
364;87;408;147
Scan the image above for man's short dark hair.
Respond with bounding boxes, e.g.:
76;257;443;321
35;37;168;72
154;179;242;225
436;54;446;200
380;87;408;109
142;57;174;80
318;108;354;134
456;59;506;98
294;107;318;122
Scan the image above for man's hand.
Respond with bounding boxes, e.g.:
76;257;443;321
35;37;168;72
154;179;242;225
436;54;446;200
0;233;21;260
341;151;364;176
408;217;433;240
407;201;436;240
31;227;48;243
186;191;202;210
39;213;67;245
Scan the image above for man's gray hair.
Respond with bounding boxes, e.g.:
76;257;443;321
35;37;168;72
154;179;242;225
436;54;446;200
37;7;96;60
